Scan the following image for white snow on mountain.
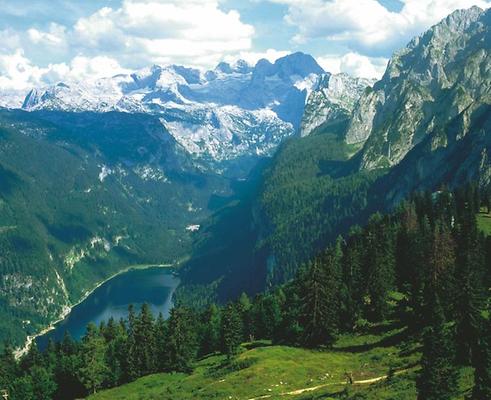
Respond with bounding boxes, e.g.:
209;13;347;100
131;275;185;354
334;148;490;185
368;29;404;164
2;53;369;163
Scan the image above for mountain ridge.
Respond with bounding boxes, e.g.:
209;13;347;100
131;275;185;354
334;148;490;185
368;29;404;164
17;53;334;165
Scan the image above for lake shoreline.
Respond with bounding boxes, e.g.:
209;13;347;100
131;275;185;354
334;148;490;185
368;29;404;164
14;263;174;359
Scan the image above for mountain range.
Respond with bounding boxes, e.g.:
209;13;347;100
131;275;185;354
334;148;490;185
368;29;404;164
18;53;336;167
1;6;490;348
178;5;491;296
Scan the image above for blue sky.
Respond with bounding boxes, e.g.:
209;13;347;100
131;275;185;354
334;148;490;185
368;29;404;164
0;0;489;93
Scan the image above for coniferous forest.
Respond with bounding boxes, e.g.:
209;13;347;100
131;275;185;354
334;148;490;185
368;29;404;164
1;185;490;399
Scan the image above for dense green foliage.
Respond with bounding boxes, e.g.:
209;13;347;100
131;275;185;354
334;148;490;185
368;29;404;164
257;133;382;285
0;109;234;347
1;185;489;399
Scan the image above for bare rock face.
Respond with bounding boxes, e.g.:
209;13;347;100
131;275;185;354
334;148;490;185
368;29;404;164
301;73;374;138
349;6;491;170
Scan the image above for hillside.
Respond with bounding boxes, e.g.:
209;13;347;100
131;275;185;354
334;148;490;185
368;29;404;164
89;326;424;400
0;109;234;346
2;185;488;400
88;333;478;400
179;6;491;291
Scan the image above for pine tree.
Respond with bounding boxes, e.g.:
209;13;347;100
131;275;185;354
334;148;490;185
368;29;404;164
472;314;491;399
164;307;197;372
78;323;109;394
454;214;485;365
417;291;458;400
364;216;395;321
429;222;456;317
0;345;17;394
408;215;432;331
221;303;243;359
104;321;127;387
124;304;139;381
30;366;57;400
237;293;252;341
342;229;364;330
154;312;168;372
200;304;221;356
251;294;282;340
300;239;342;347
20;342;43;372
132;303;156;375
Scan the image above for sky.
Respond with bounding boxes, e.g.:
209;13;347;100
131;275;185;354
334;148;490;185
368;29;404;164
0;0;490;93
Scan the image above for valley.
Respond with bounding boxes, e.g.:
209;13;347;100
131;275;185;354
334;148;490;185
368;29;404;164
0;3;490;400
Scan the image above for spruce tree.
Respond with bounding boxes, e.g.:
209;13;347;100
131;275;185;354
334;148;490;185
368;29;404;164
200;304;221;356
417;291;458;400
429;222;456;317
300;240;342;347
164;307;197;372
0;345;17;395
30;366;57;400
221;303;243;359
364;215;395;321
154;312;168;372
472;314;491;399
133;304;156;375
454;215;485;365
124;304;139;381
78;323;109;395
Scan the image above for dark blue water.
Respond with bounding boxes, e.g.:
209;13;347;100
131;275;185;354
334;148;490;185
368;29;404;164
36;267;179;348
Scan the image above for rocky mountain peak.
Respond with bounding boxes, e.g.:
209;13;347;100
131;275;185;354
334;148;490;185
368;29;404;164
344;5;491;170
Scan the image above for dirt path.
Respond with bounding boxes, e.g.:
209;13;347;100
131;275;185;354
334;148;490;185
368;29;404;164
247;369;412;399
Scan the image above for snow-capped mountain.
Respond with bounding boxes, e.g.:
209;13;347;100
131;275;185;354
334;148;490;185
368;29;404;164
20;53;327;163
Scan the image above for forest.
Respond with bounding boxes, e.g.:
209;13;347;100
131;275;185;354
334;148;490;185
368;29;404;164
0;185;490;400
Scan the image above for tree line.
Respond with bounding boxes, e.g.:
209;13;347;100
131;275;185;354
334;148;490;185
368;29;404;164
1;185;490;399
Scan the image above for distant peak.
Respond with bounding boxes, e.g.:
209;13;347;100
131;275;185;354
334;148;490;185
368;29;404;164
214;59;252;75
274;52;325;77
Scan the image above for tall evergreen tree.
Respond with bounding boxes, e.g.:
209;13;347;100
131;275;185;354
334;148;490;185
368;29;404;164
132;304;156;375
417;291;458;400
454;212;485;365
0;345;17;395
221;303;243;359
472;314;491;399
300;239;342;347
124;304;139;381
164;307;197;372
364;215;395;321
29;366;57;400
200;304;221;356
154;312;168;372
78;323;109;395
429;222;456;317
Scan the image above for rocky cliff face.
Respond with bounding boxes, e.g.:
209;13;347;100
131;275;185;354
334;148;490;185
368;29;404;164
300;73;374;137
348;6;491;171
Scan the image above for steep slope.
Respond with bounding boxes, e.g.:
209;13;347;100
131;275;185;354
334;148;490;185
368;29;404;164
348;6;491;171
20;53;326;166
0;109;234;346
300;73;375;137
177;6;491;295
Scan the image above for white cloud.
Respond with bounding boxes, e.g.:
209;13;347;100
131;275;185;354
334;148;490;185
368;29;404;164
272;0;491;56
0;0;256;92
318;52;388;79
0;50;128;91
63;0;254;69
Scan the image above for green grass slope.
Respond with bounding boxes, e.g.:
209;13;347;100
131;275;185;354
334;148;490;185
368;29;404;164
478;209;491;236
90;322;436;400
